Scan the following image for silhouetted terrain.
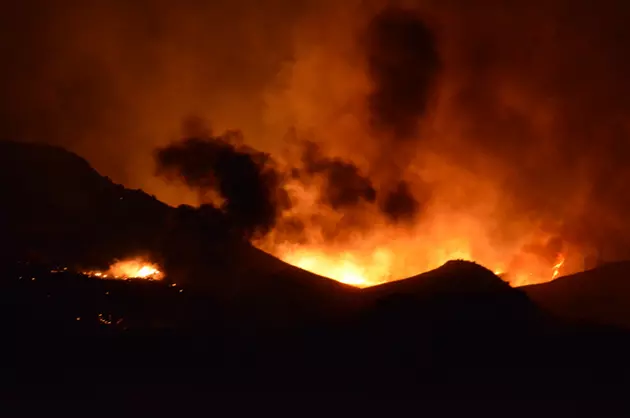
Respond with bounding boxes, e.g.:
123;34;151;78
0;141;169;267
525;261;630;329
3;260;630;397
0;141;357;324
2;142;630;411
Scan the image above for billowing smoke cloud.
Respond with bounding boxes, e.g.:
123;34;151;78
364;6;440;140
7;0;630;268
301;141;376;210
155;125;288;238
156;124;416;246
360;5;438;224
381;181;419;223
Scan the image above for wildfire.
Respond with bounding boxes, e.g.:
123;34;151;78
82;258;164;281
246;151;581;289
281;248;391;287
258;194;574;288
551;253;565;280
275;246;568;288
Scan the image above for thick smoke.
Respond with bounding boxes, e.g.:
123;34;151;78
6;0;630;264
364;6;440;140
381;181;419;223
359;5;439;224
155;126;288;238
301;141;376;210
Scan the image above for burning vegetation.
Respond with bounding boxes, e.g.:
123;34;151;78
82;258;164;281
154;123;572;288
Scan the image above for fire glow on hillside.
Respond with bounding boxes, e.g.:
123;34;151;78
273;247;567;288
82;258;164;281
149;4;602;289
257;201;571;288
5;2;630;290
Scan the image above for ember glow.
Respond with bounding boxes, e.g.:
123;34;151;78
83;259;164;281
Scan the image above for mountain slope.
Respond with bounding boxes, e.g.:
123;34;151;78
362;260;538;326
524;261;630;329
0;140;170;266
0;141;357;326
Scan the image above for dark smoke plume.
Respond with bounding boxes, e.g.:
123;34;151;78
155;128;288;238
301;141;376;209
365;6;441;140
9;0;630;265
381;180;420;223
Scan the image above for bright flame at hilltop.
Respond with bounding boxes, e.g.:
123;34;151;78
256;177;576;288
272;243;568;288
83;258;164;281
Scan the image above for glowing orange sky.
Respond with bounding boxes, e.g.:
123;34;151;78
3;0;630;283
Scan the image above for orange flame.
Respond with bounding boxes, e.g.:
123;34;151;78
257;196;574;288
274;246;568;288
551;253;565;280
251;148;580;289
83;258;164;281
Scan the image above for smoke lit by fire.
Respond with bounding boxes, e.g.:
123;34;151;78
4;1;630;288
258;215;569;288
154;126;575;288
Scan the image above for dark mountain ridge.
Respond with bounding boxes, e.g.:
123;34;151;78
3;141;630;400
0;140;358;326
0;140;169;266
3;140;628;330
524;260;630;329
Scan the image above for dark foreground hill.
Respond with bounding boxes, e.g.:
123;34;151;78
0;140;170;266
2;259;630;403
0;140;358;326
360;260;542;363
3;141;630;409
524;261;630;329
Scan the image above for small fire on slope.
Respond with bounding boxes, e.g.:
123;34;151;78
551;253;566;280
82;258;164;281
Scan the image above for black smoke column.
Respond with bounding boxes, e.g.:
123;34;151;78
155;129;288;238
365;6;441;140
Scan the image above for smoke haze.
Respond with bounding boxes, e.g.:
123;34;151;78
5;0;630;269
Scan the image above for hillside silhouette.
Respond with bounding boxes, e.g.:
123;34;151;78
0;141;357;326
0;140;169;267
525;261;630;329
2;141;630;405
